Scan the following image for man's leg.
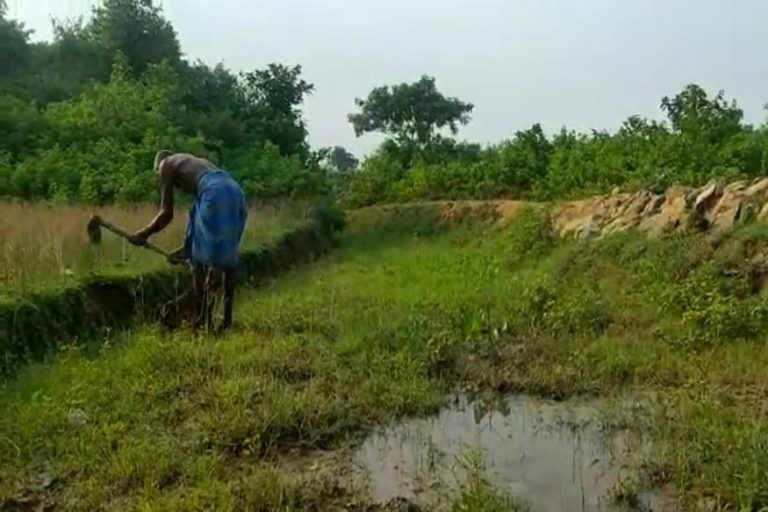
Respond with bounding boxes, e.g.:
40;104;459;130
220;268;237;332
202;268;224;333
192;265;208;331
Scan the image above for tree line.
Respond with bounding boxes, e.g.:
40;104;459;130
343;78;768;207
1;0;766;206
0;0;332;203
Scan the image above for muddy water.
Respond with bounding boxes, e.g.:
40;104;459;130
355;394;649;511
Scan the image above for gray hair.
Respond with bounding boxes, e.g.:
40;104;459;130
154;150;173;172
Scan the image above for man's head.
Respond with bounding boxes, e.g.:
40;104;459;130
154;150;173;173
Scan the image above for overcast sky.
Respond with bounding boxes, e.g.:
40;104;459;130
8;0;768;156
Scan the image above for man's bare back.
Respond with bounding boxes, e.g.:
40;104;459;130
129;152;217;247
160;153;217;195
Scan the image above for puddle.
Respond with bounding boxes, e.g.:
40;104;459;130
356;394;656;511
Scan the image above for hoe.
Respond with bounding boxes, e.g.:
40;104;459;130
86;215;197;328
86;215;171;258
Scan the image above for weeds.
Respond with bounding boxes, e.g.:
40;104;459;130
610;472;641;507
451;449;521;512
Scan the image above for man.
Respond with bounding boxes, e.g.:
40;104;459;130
129;150;247;332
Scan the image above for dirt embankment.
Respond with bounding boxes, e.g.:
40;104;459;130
356;177;768;240
552;178;768;239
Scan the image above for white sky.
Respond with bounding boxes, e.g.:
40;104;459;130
8;0;768;156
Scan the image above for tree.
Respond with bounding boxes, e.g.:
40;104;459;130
0;94;46;158
0;0;31;81
88;0;181;75
661;84;746;177
241;64;314;160
24;20;108;105
326;146;358;173
0;3;325;203
179;62;249;151
493;124;552;194
348;75;473;150
661;84;743;143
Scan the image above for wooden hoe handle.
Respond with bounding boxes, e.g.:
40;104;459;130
97;218;171;258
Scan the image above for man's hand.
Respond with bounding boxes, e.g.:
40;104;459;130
167;247;186;266
128;230;149;247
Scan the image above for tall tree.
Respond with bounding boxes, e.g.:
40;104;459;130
494;124;552;193
25;20;108;105
348;76;473;150
661;84;743;143
241;64;314;159
661;84;747;177
0;0;31;81
326;146;358;173
88;0;181;75
178;62;249;151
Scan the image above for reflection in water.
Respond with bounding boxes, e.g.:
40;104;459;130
355;394;642;511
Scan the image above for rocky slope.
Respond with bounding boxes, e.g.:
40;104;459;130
553;178;768;238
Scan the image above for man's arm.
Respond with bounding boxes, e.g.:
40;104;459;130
129;165;175;244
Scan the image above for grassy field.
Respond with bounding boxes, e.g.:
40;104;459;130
0;201;307;296
2;206;768;509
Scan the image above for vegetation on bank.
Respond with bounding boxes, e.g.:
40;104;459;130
2;208;768;509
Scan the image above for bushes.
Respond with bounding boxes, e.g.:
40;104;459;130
0;59;329;203
0;3;331;204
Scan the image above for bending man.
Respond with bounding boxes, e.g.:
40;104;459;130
129;151;247;332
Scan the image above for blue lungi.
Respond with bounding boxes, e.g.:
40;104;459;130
184;171;247;270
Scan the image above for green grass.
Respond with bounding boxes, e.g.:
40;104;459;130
450;449;522;512
2;207;768;509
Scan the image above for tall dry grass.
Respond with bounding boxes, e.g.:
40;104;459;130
0;201;305;295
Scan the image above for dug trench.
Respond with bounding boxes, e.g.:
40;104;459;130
3;196;768;510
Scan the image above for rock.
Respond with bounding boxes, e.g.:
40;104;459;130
723;180;747;193
547;179;768;240
736;178;768;224
639;186;689;236
67;409;89;427
641;194;665;216
693;180;723;215
388;498;422;512
577;221;601;239
601;191;654;235
35;471;55;490
552;199;601;238
705;178;768;230
745;177;768;199
624;191;653;216
707;186;745;231
601;217;632;236
361;497;422;512
695;497;719;512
